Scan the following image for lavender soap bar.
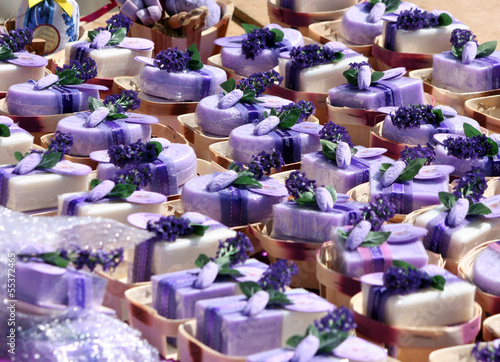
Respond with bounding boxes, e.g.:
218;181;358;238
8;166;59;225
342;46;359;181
331;224;429;278
472;242;500;296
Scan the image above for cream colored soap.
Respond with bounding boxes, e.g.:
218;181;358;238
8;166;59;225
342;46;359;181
0;130;34;165
0;62;45;90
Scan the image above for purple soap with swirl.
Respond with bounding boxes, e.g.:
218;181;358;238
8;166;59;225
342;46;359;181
139;63;227;101
6;81;100;116
181;174;288;227
228;123;321;164
56;112;152;156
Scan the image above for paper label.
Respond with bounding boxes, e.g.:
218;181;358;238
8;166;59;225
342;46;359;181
384;224;428;244
284;293;334;313
354;147;387;158
89;150;110;163
124;113;159;124
233;266;266;283
380;67;406;81
134;56;156;66
7;52;48;67
117;37;154;50
258;96;294;109
359;273;384;287
33;24;60;54
127;212;163;229
126;190;167;204
48;161;92;176
482;194;500;219
290;122;323;136
247;178;289;197
66;83;109;91
414;165;455;179
213;35;246;48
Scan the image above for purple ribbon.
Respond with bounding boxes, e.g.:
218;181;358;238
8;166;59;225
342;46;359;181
51;85;80;113
155;274;195;318
425;211;475;257
9;125;30;135
193;68;214;99
333;203;362;225
67;271;91;308
372;80;403;107
486;156;500;176
0;167;15;207
279;0;294;9
368;246;385;273
73;43;92;63
220;186;249;227
60;193;88;216
269;128;302;164
384;22;398;51
234;103;265;124
151;158;178;196
101;120;129;147
475;54;500;90
383;180;413;214
350;157;371;185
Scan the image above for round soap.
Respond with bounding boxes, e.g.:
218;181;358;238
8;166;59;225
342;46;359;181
434;144;491;176
228;123;321;164
139;64;227;101
56;113;152;156
472;244;500;296
181;174;288;226
96;143;197;194
195;94;292;136
6;82;99;116
342;2;417;45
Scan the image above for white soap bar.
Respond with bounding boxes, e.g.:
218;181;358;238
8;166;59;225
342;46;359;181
58;192;163;224
383;23;469;54
0;127;34;165
0;62;45;91
414;201;500;260
279;53;368;92
2;171;89;212
361;265;475;327
151;226;237;274
65;41;152;78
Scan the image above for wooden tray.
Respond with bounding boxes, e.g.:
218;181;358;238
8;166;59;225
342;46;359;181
428;342;491;362
464;94;500;133
484;314;500;341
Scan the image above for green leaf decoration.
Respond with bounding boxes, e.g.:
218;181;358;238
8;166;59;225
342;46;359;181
332;51;344;63
343;68;358;87
239;281;262;298
337;229;349;240
217;267;244;277
278;108;302;128
379;163;392;173
392;259;417;270
438;191;458;209
232;176;263;188
191;224;210;236
371;71;385;83
463;123;482;138
88;97;105;112
270;108;278;116
431;275;446;291
87;30;98;42
267;289;292;306
296;191;317;205
451;45;463;59
107;183;136;198
437;13;453;27
432;108;445;124
306;325;321;338
107;27;127;46
359;231;392;247
14;151;25;162
317;332;349;355
350;147;358;156
325;185;337;204
242;23;259;34
38;252;70;269
37;152;62;169
369;0;379;5
286;335;304;348
220;78;236;94
188;59;204;70
90;178;101;189
107;113;129;120
468;202;492;216
476;41;497;59
0;124;10;138
384;0;401;14
195;253;210;268
487;138;499;157
270;28;284;43
57;68;84;86
0;46;16;61
398;158;426;181
150;141;163;157
320;139;338;161
228;162;242;172
240;89;257;103
187;44;204;70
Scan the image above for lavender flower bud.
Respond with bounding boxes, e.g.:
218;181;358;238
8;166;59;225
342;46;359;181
367;2;386;23
193;261;219;289
446;198;469;227
206;170;238;192
336;141;352;168
91;30;112;49
381;160;406;187
242;290;269;317
14;153;42;175
218;89;244;109
316;187;334;212
87;180;115;202
462;41;477;64
433;105;457;117
291;335;320;362
254;116;280;136
34;74;59;91
345;219;371;250
87;107;110;128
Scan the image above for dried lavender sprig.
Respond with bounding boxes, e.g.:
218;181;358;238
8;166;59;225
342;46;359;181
0;27;33;52
257;259;298;292
471;341;500;361
248;150;285;179
390;104;441;130
314;306;357;333
213;232;254;267
289;44;343;70
236;70;284;97
103;90;141;113
443;134;493;159
361;195;397;231
279;100;315;123
113;164;152;189
450;28;477;48
452;167;487;204
399;143;435;165
285;170;317;199
46;131;74;161
396;8;439;31
108;140;159;168
55;57;98;81
319;121;353;147
383;265;433;293
241;27;279;60
146;215;194;242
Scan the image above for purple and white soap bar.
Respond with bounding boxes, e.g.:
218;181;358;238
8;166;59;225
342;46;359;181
181;174;288;227
472;242;500;296
361;265;475;327
138;63;227;101
0;119;33;165
0;52;48;90
331;223;429;278
56;112;153;156
228;123;321;164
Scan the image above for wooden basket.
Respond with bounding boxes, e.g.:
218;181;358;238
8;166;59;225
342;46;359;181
458;240;500;316
464;94;500;133
351;293;482;362
483;314;500;341
372;35;434;72
428;342;491;362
